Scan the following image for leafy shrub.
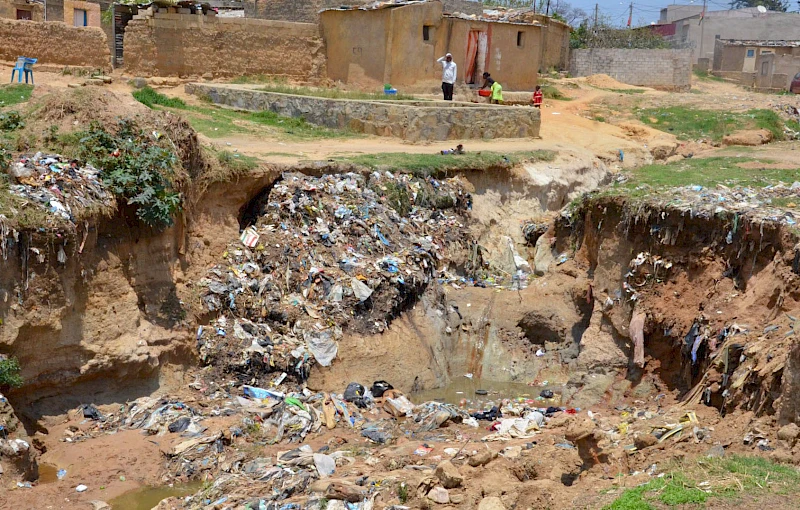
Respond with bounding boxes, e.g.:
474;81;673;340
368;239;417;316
78;120;181;228
0;111;24;131
0;356;23;388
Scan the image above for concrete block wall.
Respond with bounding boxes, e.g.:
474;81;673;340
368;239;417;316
186;83;541;141
123;13;325;79
569;49;692;91
0;18;109;70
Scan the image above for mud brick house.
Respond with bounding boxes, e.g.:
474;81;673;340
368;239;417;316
320;0;569;91
712;39;800;92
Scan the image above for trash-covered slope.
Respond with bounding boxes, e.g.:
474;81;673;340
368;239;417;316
197;171;484;386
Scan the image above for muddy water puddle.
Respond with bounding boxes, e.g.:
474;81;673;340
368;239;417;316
37;463;66;484
108;481;203;510
412;377;564;412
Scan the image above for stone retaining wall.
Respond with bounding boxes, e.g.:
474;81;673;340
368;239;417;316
0;18;109;71
186;83;540;141
569;48;692;91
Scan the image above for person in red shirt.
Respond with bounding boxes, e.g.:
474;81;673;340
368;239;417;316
532;85;543;108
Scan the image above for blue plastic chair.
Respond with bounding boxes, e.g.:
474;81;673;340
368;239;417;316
10;57;36;84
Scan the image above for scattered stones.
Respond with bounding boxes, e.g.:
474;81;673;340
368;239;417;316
468;449;497;467
478;496;507;510
450;493;465;504
501;445;523;459
427;486;450;504
705;445;726;458
324;481;363;503
435;460;463;489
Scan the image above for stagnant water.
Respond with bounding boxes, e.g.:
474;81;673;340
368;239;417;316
412;377;564;412
108;481;204;509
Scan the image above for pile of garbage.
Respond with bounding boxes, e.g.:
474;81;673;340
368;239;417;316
5;153;114;224
774;103;800;140
197;171;477;385
625;181;800;228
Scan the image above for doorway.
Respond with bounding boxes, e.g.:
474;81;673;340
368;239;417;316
465;30;488;84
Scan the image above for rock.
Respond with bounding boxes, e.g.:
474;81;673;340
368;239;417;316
68;83;81;89
101;76;113;84
89;502;111;510
468;449;497;467
202;72;213;80
324;481;363;503
130;77;148;89
665;154;683;164
427;486;450;504
778;423;800;444
633;433;658;450
533;234;555;276
510;458;539;482
722;129;773;146
435;460;463;489
478;496;507;510
705;445;725;458
76;484;88;492
450;493;465;504
84;79;104;86
501;445;522;459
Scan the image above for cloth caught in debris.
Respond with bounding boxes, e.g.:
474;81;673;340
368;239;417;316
630;311;646;368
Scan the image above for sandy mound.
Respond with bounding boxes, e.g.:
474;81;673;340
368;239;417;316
584;73;643;90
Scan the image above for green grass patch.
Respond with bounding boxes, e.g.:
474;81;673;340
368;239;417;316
133;87;354;140
541;84;571;101
605;456;800;509
259;84;419;101
132;86;188;109
604;88;646;95
0;84;33;107
787;119;800;133
693;69;725;82
637;107;785;142
335;150;556;176
622;157;800;190
179;105;354;140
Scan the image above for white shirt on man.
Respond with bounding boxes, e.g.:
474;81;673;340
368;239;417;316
437;55;457;84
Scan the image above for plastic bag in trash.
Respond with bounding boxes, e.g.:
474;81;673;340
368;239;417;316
371;380;394;398
304;330;338;367
313;453;336;478
361;420;395;444
344;382;365;402
351;277;373;302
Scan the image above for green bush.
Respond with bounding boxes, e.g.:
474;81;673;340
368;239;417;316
0;111;24;131
78;120;181;228
0;357;23;388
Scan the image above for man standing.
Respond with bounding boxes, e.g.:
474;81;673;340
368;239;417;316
437;53;457;101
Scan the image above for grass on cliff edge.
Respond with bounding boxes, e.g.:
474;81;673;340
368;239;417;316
0;84;34;108
630;157;800;189
637;107;784;142
604;455;800;509
335;150;556;176
132;87;352;140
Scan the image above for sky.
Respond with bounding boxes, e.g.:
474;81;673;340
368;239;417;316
558;0;785;27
